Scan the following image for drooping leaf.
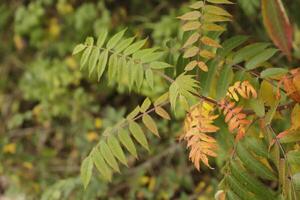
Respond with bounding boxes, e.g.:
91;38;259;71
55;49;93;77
73;44;86;55
249;98;265;117
97;49;109;81
182;21;201;32
80;156;93;189
123;39;147;55
88;47;100;76
202;23;225;32
204;5;232;17
118;129;138;158
150;61;172;69
99;141;120;172
96;29;108;48
237;144;277;181
183;32;200;48
115;37;135;53
140;98;151;112
260;68;288;79
128;121;149;151
145;69;154;89
203;13;231;23
189;1;204;9
80;37;94;69
177;11;201;20
91;147;112;181
142;113;159;136
216;64;234;100
230;161;275;199
245;48;278;70
185;60;198;71
107;135;128;167
291;104;300;130
155;106;170;120
183;46;199;58
106;29;127;49
200;36;221;48
233;43;270;64
207;0;233;4
262;0;293;61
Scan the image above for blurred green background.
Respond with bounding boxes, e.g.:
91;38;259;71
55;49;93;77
1;0;300;199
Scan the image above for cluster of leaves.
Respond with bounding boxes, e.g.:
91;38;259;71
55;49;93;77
80;96;171;187
181;101;219;171
2;0;300;199
74;0;300;199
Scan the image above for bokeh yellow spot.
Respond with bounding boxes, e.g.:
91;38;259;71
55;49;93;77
48;18;61;38
23;162;33;170
95;118;102;129
3;143;16;154
86;131;99;142
65;56;77;70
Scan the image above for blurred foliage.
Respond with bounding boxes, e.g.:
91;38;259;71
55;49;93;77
1;0;300;199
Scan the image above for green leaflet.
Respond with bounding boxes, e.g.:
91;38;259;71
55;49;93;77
88;47;100;76
128;121;149;151
133;47;159;60
280;130;300;143
226;190;241;200
260;68;288;79
233;43;270;64
96;29;108;48
204;5;232;17
207;0;233;4
230;161;275;200
292;173;300;191
226;176;255;200
80;155;93;189
237;144;277;181
219;35;249;58
123;39;147;56
115;37;135;53
135;63;144;90
118;129;138;158
127;106;140;120
243;137;269;159
287;151;300;165
99;141;120;172
91;147;112;181
150;61;172;69
249;98;265;117
216;64;234;100
169;73;199;110
72;44;86;55
202;36;247;96
140;51;164;63
265;100;279;125
107;135;128;167
142;113;159;137
80;37;94;69
203;13;231;23
97;49;109;81
183;46;199;58
245;48;278;70
154;92;169;106
145;68;154;89
140;98;151;112
106;29;127;49
108;54;118;84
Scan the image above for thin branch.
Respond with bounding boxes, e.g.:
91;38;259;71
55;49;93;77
267;125;297;200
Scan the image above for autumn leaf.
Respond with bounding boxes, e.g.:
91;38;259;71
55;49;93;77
261;0;293;61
